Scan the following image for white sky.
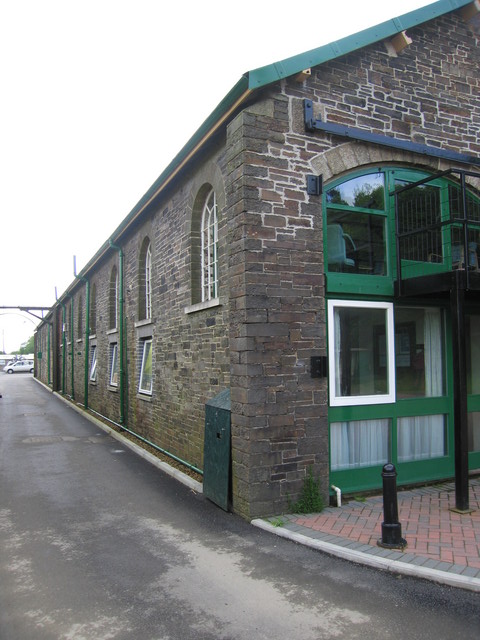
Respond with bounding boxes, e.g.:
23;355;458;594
0;0;429;352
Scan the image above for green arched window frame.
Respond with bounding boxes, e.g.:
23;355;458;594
323;167;480;296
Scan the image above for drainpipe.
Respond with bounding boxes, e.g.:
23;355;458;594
109;240;125;425
47;322;51;385
331;485;342;507
74;257;90;410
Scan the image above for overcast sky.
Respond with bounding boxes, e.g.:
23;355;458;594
0;0;429;352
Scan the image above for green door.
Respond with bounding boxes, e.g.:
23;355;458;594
203;389;231;511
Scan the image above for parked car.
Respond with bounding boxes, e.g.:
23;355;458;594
3;360;34;374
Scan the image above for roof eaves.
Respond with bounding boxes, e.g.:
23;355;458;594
247;0;473;89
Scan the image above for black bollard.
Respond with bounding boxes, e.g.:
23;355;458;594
377;463;407;550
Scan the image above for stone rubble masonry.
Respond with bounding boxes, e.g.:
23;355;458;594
34;9;479;520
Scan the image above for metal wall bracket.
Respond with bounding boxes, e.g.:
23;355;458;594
303;99;480;167
307;174;323;196
311;355;327;378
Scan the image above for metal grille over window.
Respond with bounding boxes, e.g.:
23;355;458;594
396;180;443;272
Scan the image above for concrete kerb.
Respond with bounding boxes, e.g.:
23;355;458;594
33;378;203;495
251;518;480;593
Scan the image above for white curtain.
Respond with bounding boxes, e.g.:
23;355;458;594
397;415;445;462
331;420;389;470
424;308;442;397
398;308;445;462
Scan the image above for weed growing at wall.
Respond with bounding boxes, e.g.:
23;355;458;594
290;466;324;514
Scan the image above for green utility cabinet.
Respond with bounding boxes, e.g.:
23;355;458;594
203;389;231;511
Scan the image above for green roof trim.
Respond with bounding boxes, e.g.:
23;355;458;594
247;0;473;88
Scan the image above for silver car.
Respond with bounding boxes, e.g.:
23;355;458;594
3;360;34;374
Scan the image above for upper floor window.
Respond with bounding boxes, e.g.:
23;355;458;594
146;243;152;319
109;265;119;330
90;283;97;335
68;300;73;342
201;189;218;301
77;294;83;338
326;172;387;277
325;168;480;295
138;238;152;321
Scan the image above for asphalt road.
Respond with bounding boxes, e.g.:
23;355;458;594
0;375;479;640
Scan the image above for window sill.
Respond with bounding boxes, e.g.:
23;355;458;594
135;319;154;328
184;298;221;315
137;392;152;402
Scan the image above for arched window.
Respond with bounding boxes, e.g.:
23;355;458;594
77;294;83;338
68;299;73;341
201;189;218;301
109;265;118;330
138;238;152;321
324;167;480;295
90;283;97;335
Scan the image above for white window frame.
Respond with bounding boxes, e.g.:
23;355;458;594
201;190;218;302
110;343;119;387
89;345;97;382
327;299;395;407
145;244;152;320
139;338;153;395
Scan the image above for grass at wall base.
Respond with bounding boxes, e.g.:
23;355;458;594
289;466;324;514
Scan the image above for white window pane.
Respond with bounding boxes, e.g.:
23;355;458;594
110;344;119;387
89;346;97;382
139;339;153;394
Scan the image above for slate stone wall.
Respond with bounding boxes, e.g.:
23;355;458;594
34;8;480;519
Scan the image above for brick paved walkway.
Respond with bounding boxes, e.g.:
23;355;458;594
274;478;480;581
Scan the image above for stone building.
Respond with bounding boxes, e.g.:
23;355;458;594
35;0;480;519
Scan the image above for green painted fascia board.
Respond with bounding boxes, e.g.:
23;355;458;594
247;0;473;88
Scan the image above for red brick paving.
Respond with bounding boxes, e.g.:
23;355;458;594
293;479;480;569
